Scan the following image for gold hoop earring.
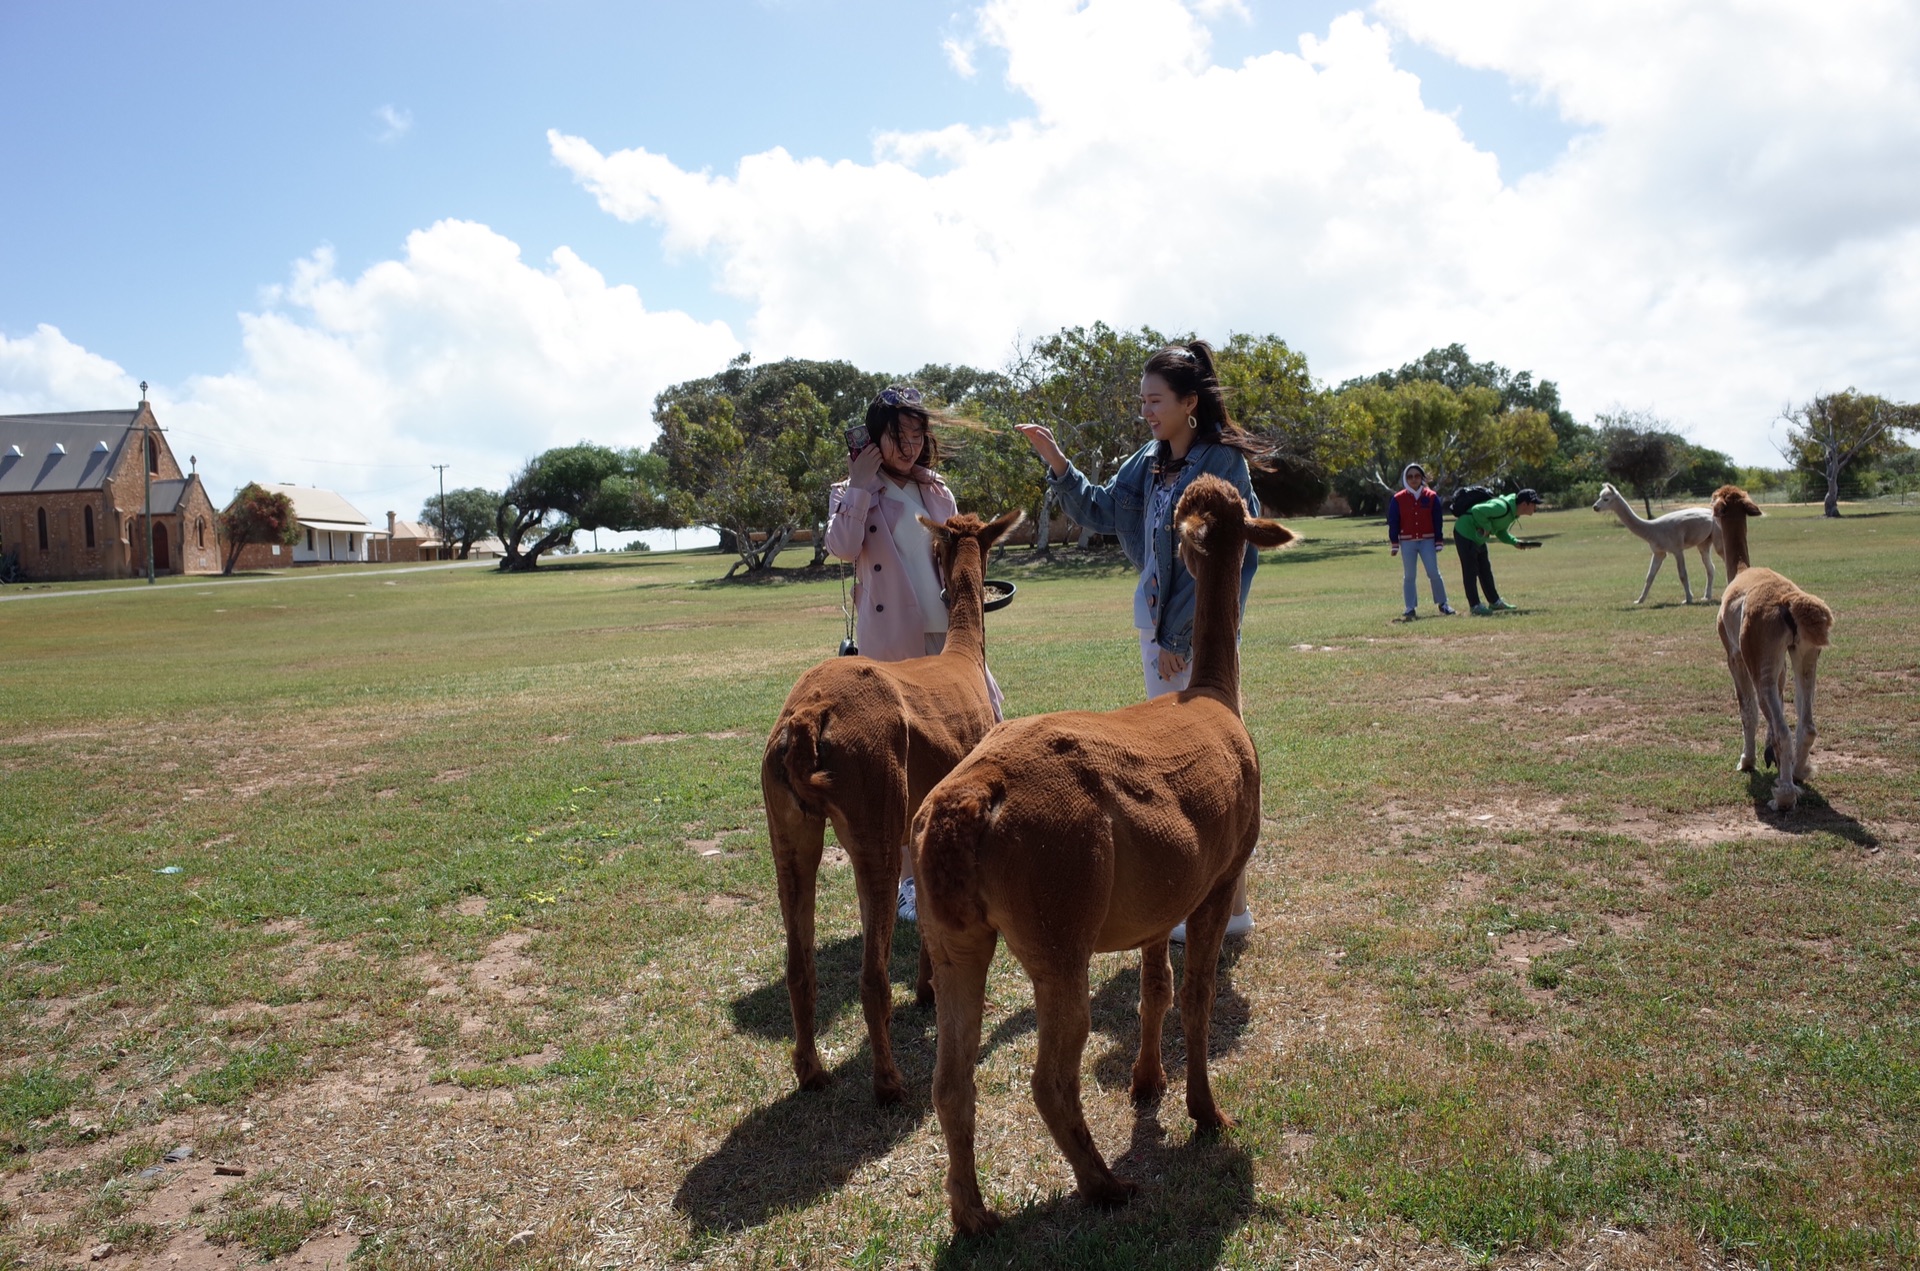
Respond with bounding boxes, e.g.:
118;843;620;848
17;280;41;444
1186;415;1198;431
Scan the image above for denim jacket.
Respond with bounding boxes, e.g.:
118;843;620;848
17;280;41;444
1047;440;1260;657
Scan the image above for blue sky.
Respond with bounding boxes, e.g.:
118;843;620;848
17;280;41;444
3;1;1915;523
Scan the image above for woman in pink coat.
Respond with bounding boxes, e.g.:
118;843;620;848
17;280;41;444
824;386;986;922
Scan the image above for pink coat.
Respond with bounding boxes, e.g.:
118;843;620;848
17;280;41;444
825;469;959;664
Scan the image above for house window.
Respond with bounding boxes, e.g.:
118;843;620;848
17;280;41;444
306;527;314;551
37;507;49;551
197;518;206;548
146;435;158;474
84;505;95;547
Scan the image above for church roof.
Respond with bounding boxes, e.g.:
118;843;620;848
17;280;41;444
0;410;141;495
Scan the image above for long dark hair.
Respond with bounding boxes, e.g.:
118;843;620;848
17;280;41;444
863;387;943;469
1142;341;1266;473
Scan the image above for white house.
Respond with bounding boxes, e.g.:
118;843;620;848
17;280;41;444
259;484;376;564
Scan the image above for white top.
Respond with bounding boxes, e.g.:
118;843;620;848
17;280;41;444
1134;477;1177;632
881;478;949;633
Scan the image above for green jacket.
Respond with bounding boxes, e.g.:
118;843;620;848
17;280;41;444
1454;493;1523;546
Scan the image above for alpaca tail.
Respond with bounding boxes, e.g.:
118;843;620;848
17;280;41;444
1786;594;1833;648
772;707;836;815
916;773;1002;931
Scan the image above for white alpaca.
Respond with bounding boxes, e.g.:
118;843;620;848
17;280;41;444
1591;482;1723;605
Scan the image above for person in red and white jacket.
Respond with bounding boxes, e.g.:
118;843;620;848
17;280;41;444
1386;462;1455;619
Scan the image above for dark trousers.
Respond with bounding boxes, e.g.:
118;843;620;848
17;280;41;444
1456;535;1500;607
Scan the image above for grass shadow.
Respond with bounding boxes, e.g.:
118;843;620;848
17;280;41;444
672;1013;936;1233
932;1103;1255;1271
1744;772;1880;847
729;925;928;1040
1265;540;1371;567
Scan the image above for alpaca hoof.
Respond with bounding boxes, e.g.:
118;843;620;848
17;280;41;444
1081;1176;1138;1209
1736;758;1755;773
1129;1067;1167;1105
915;984;935;1010
951;1205;1002;1237
873;1072;907;1106
794;1060;830;1093
1772;787;1799;813
1189;1104;1235;1134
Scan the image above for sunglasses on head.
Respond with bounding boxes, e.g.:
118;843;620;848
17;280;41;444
876;387;923;408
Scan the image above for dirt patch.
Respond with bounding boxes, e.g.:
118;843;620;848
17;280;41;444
144;1228;359;1270
452;895;488;917
472;932;539;1001
433;767;469;783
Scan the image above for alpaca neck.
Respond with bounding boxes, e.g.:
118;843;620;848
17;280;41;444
1608;496;1651;533
1720;512;1751;579
1184;533;1244;710
941;537;986;663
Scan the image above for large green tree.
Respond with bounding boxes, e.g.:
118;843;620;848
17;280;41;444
1337;379;1556;514
1596;411;1680;517
496;444;663;571
651;354;887;566
421;486;503;560
1213;333;1370;515
1781;389;1920;517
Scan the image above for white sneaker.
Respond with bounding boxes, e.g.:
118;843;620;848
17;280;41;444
896;878;918;923
1167;910;1254;944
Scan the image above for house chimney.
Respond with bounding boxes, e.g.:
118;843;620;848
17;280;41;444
388;511;397;535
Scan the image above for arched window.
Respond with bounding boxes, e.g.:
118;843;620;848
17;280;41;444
146;434;158;473
196;517;206;548
84;505;95;548
37;507;49;551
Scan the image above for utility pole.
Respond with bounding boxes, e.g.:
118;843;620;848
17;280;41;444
140;381;155;584
432;464;450;560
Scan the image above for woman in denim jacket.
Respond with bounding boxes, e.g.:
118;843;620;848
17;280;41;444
1015;340;1267;940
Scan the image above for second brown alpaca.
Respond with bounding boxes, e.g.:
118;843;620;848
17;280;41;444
912;474;1294;1236
1712;485;1833;812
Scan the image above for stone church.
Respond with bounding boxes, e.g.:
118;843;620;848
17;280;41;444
0;403;220;581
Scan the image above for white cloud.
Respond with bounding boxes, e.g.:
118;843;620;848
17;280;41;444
0;324;139;411
551;0;1920;463
374;104;414;143
3;222;741;520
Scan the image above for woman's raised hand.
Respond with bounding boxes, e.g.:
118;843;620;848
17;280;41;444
849;439;886;485
1013;422;1069;478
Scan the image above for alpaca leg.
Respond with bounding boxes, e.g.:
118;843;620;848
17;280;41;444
1637;552;1665;605
1030;962;1135;1208
1753;657;1799;810
1131;938;1173;1103
766;782;829;1092
931;927;999;1236
851;835;907;1104
1721;607;1759;771
1700;542;1717;603
1177;879;1238;1132
1674;550;1693;604
1791;647;1822;783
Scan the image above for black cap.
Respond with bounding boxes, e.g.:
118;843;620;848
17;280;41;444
1516;488;1541;505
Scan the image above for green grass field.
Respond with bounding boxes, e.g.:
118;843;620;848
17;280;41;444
3;499;1917;1270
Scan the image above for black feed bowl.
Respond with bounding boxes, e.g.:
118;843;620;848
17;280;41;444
982;579;1017;613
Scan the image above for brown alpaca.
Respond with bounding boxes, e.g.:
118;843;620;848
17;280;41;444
1712;485;1833;812
761;507;1023;1104
913;475;1294;1236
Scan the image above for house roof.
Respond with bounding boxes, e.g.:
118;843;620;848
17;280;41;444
388;518;438;541
259;484;373;532
0;411;140;495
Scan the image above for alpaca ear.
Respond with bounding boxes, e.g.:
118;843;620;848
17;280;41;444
1245;518;1296;549
1178;513;1211;555
978;507;1026;552
917;514;948;541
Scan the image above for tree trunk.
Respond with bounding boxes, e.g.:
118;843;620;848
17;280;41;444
1642;492;1654;519
1033;494;1052;558
1825;454;1842;517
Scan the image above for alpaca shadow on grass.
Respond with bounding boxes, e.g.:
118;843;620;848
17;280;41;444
729;924;927;1040
980;941;1252;1090
932;1102;1255;1271
672;1023;935;1233
1743;771;1880;848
